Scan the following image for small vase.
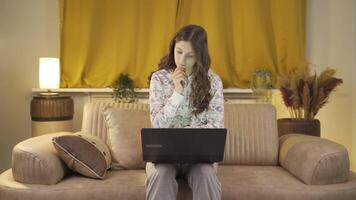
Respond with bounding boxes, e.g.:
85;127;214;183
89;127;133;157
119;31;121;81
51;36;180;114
277;118;320;138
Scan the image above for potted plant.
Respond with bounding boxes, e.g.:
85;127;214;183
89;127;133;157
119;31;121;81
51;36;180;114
251;68;273;103
112;73;138;103
277;63;343;137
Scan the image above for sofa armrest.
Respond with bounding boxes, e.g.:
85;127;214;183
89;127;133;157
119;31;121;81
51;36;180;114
279;133;349;185
12;132;72;185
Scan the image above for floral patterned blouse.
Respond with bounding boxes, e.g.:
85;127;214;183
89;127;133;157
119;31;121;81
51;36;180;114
149;69;224;128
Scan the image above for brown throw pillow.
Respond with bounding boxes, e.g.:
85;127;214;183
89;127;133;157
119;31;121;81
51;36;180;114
102;106;151;170
52;132;111;179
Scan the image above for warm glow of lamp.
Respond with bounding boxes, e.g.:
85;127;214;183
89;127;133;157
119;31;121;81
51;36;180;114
39;57;60;89
32;57;73;137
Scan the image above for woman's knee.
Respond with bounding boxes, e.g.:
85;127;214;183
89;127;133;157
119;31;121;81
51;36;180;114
187;164;220;191
152;164;177;178
189;164;215;178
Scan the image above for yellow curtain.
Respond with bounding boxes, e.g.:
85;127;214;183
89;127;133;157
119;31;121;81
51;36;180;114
60;0;178;87
60;0;305;88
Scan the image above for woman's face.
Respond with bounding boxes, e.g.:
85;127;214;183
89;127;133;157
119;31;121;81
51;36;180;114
174;40;196;74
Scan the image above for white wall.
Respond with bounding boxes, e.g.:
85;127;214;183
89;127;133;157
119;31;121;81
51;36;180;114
0;0;60;173
306;0;356;171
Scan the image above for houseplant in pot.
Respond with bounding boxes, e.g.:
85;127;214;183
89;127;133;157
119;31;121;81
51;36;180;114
251;68;274;103
112;73;138;103
277;63;343;137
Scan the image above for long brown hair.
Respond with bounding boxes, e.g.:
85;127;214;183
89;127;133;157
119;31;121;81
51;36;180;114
150;24;212;115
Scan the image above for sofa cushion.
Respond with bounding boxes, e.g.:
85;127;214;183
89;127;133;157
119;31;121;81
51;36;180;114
279;134;350;185
82;103;279;166
2;166;356;200
0;169;147;200
222;104;279;165
219;166;356;200
52;133;111;179
11;132;70;185
102;106;151;169
81;102;149;145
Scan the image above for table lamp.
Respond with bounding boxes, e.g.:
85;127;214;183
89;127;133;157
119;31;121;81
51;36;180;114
39;57;60;95
31;57;74;137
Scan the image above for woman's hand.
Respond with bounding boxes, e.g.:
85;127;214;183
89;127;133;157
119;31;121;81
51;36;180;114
172;66;187;94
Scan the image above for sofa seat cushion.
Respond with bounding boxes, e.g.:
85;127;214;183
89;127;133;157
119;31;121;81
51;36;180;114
1;166;356;200
0;168;193;200
219;166;356;200
0;169;147;200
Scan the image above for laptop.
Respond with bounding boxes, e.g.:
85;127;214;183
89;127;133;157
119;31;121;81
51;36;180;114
141;128;227;164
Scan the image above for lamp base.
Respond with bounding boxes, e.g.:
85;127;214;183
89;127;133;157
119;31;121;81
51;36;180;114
31;95;74;136
31;95;74;121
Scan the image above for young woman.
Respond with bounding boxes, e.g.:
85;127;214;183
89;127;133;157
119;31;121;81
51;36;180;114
146;24;224;200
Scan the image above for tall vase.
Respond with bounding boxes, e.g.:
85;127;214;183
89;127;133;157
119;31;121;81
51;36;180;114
277;118;320;138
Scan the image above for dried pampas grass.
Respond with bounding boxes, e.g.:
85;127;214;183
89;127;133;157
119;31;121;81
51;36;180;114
278;63;343;119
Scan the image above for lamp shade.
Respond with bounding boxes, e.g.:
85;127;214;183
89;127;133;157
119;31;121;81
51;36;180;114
39;57;60;89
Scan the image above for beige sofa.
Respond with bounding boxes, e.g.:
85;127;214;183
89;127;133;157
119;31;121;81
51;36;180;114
1;103;356;200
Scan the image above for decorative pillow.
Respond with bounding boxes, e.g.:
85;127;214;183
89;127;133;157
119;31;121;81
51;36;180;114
102;106;151;170
52;132;111;179
279;134;349;185
12;132;70;185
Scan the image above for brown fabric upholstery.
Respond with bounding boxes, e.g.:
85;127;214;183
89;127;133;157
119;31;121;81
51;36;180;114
222;104;279;165
279;134;350;185
11;132;71;185
102;106;151;170
1;166;356;200
52;133;112;179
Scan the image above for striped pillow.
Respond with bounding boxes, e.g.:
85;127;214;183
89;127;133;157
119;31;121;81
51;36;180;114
52;133;111;179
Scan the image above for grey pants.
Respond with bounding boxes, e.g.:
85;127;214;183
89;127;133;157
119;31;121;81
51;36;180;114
145;162;221;200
